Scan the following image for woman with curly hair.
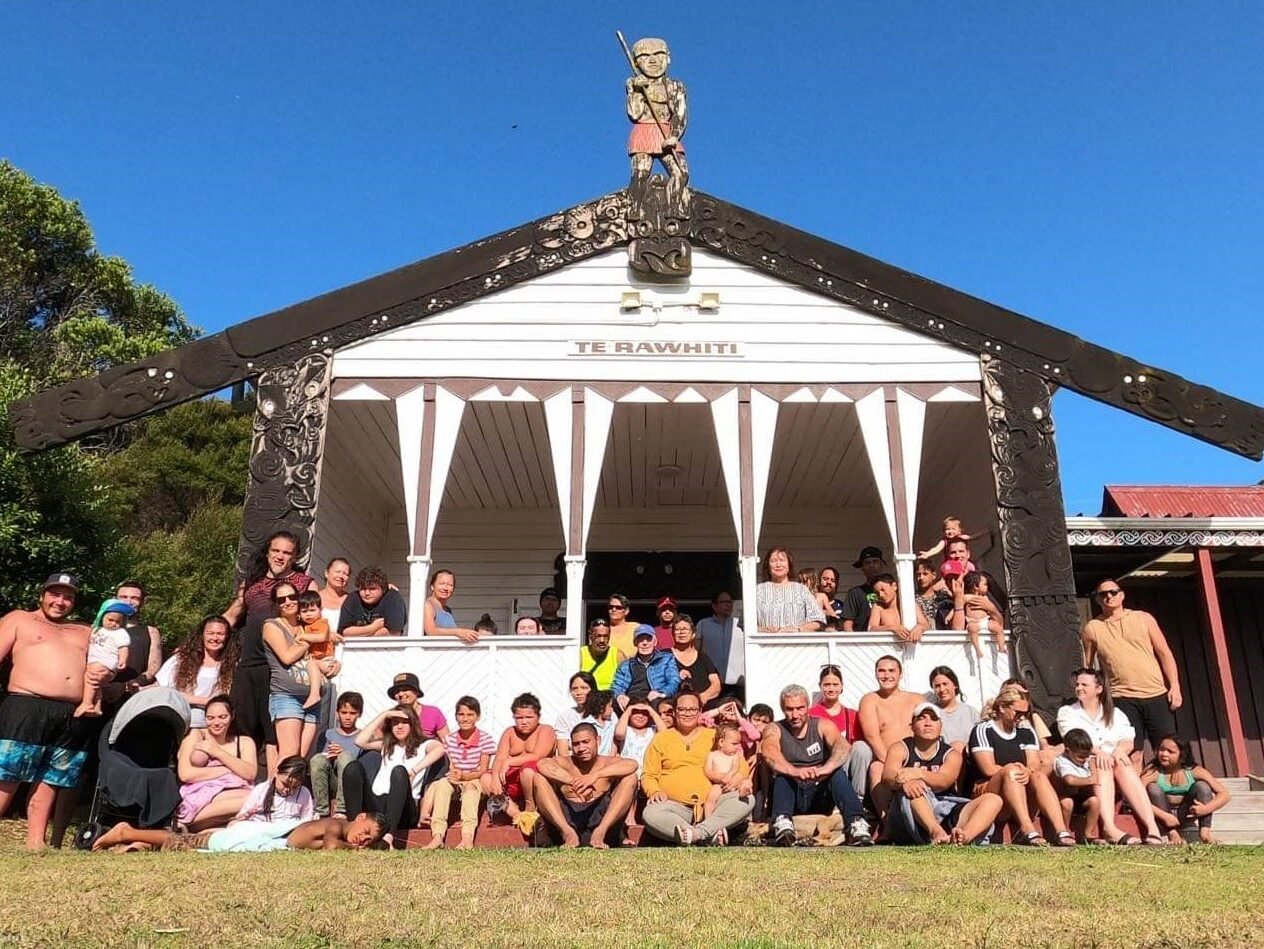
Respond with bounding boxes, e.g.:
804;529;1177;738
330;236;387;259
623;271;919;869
154;616;241;728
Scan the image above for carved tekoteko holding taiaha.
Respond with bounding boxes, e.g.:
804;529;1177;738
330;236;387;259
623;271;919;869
619;34;691;277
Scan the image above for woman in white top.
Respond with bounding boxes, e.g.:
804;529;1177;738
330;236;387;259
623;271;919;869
755;547;826;633
555;672;598;755
928;665;979;750
318;558;352;629
155;616;240;728
1056;667;1166;845
340;706;445;843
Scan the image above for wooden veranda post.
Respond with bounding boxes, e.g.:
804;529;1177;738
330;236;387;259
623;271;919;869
1195;547;1250;777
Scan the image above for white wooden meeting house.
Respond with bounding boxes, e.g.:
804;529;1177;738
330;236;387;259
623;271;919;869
11;52;1264;731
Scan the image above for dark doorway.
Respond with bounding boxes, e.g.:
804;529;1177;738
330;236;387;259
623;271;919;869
582;551;740;629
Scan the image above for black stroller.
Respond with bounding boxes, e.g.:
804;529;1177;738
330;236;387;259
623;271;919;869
74;688;191;849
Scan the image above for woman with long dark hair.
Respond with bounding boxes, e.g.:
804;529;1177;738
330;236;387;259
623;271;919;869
230;755;315;824
261;581;323;768
225;530;317;772
1056;667;1166;845
175;695;258;831
928;665;978;750
342;706;445;843
155;616;241;728
555;671;598;755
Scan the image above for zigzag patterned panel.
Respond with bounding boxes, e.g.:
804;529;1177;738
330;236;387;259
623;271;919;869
337;640;575;736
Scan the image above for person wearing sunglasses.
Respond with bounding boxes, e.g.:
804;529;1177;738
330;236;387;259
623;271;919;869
262;582;325;770
1082;578;1182;766
607;594;640;659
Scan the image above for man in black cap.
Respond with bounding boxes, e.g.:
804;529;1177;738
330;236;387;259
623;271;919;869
537;588;565;635
0;573;105;850
842;547;887;632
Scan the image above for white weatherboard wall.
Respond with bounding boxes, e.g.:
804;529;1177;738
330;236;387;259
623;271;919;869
333;250;981;384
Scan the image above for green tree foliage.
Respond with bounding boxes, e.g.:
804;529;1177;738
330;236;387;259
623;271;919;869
0;161;226;618
102;399;252;534
119;500;244;644
97;399;253;640
0;364;111;611
0;160;196;384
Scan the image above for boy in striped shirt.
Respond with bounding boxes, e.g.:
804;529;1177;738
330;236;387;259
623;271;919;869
425;696;496;849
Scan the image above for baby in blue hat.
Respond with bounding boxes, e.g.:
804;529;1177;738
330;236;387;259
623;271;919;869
75;598;136;717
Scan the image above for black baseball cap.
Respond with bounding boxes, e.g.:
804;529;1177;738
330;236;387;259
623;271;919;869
853;547;886;568
43;572;80;593
539;587;561;601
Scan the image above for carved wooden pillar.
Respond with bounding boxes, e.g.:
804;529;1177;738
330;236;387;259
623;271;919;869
234;351;333;579
982;356;1081;712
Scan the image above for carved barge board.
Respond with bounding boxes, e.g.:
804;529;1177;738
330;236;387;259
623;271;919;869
8;190;1264;461
688;192;1264;461
7;191;633;452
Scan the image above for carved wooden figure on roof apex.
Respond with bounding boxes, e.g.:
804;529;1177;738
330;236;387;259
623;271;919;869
620;33;691;278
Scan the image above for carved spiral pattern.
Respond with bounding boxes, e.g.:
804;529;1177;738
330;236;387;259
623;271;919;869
234;352;332;580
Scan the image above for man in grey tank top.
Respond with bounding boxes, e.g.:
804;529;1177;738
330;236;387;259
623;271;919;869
759;684;873;847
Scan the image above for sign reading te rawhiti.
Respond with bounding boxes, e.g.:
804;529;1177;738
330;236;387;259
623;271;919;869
570;340;741;357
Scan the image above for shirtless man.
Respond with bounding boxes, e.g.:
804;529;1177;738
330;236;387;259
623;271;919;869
866;574;928;643
534;723;638;849
92;812;387;852
857;655;922;817
481;693;557;830
0;574;106;851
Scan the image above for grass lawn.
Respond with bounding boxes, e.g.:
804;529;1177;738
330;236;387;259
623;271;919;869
1;823;1262;947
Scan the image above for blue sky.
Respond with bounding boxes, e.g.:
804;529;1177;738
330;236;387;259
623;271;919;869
4;3;1262;513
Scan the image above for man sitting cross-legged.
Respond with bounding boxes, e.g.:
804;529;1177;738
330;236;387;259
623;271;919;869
881;702;1003;845
761;684;873;847
534;723;638;848
481;693;556;835
93;812;387;852
858;655;922;818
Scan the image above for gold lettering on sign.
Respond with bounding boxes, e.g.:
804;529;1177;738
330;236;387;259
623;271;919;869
569;341;741;358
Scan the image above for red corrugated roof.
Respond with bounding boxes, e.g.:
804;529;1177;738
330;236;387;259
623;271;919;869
1102;485;1264;518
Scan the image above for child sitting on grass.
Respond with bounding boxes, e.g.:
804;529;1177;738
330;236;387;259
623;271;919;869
703;724;753;822
615;701;664;835
76;599;134;718
1054;729;1101;842
231;756;316;824
296;590;335;709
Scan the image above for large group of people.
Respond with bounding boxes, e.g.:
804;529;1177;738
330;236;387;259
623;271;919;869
0;526;1231;854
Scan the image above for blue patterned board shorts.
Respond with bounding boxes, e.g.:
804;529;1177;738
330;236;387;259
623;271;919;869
0;693;91;789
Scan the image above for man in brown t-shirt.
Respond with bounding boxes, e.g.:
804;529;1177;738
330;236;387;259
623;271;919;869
1081;578;1182;762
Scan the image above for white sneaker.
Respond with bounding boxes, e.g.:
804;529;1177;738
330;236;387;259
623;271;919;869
847;817;873;847
772;816;795;846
